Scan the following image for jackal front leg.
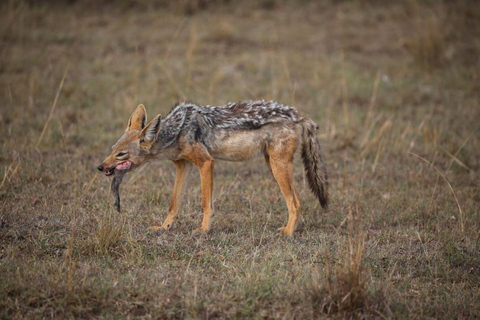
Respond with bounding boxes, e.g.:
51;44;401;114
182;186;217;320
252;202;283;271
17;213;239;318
152;160;192;231
184;145;215;234
193;158;214;233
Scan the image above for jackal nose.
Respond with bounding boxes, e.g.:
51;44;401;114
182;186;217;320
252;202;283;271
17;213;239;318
97;165;104;172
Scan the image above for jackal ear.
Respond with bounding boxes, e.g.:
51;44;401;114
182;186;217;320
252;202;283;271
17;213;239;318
126;104;147;131
141;114;162;143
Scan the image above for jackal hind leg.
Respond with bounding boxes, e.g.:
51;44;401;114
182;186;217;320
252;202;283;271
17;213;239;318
152;160;192;231
267;139;301;236
265;151;301;211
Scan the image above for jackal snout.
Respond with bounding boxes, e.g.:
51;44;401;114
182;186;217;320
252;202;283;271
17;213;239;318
98;158;117;176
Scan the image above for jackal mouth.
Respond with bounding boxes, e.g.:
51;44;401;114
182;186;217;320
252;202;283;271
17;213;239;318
104;161;132;176
116;160;132;171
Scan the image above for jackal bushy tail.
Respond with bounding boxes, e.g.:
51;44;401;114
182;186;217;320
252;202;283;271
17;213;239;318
301;120;328;208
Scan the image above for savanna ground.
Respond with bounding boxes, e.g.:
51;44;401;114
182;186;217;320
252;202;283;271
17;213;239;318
1;0;479;318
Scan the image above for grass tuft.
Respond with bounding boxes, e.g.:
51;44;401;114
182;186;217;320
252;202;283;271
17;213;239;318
91;210;127;256
212;19;235;43
309;205;371;316
402;7;446;70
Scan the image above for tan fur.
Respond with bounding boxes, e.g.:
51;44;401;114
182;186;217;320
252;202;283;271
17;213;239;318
209;130;267;161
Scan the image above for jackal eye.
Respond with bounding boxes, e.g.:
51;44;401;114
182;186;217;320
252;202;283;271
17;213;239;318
116;151;127;158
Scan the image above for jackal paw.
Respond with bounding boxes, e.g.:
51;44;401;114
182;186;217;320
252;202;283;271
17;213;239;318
150;225;168;234
277;226;293;236
160;222;174;230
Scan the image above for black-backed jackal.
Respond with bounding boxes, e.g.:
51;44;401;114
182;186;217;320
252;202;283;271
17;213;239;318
98;100;328;235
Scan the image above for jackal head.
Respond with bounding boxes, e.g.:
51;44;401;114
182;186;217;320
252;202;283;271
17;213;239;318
97;104;161;176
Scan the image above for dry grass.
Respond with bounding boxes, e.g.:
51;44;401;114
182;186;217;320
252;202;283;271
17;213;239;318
1;0;479;319
404;10;447;70
310;205;371;316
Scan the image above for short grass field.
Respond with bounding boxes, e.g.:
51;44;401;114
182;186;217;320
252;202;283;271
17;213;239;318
1;1;479;318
